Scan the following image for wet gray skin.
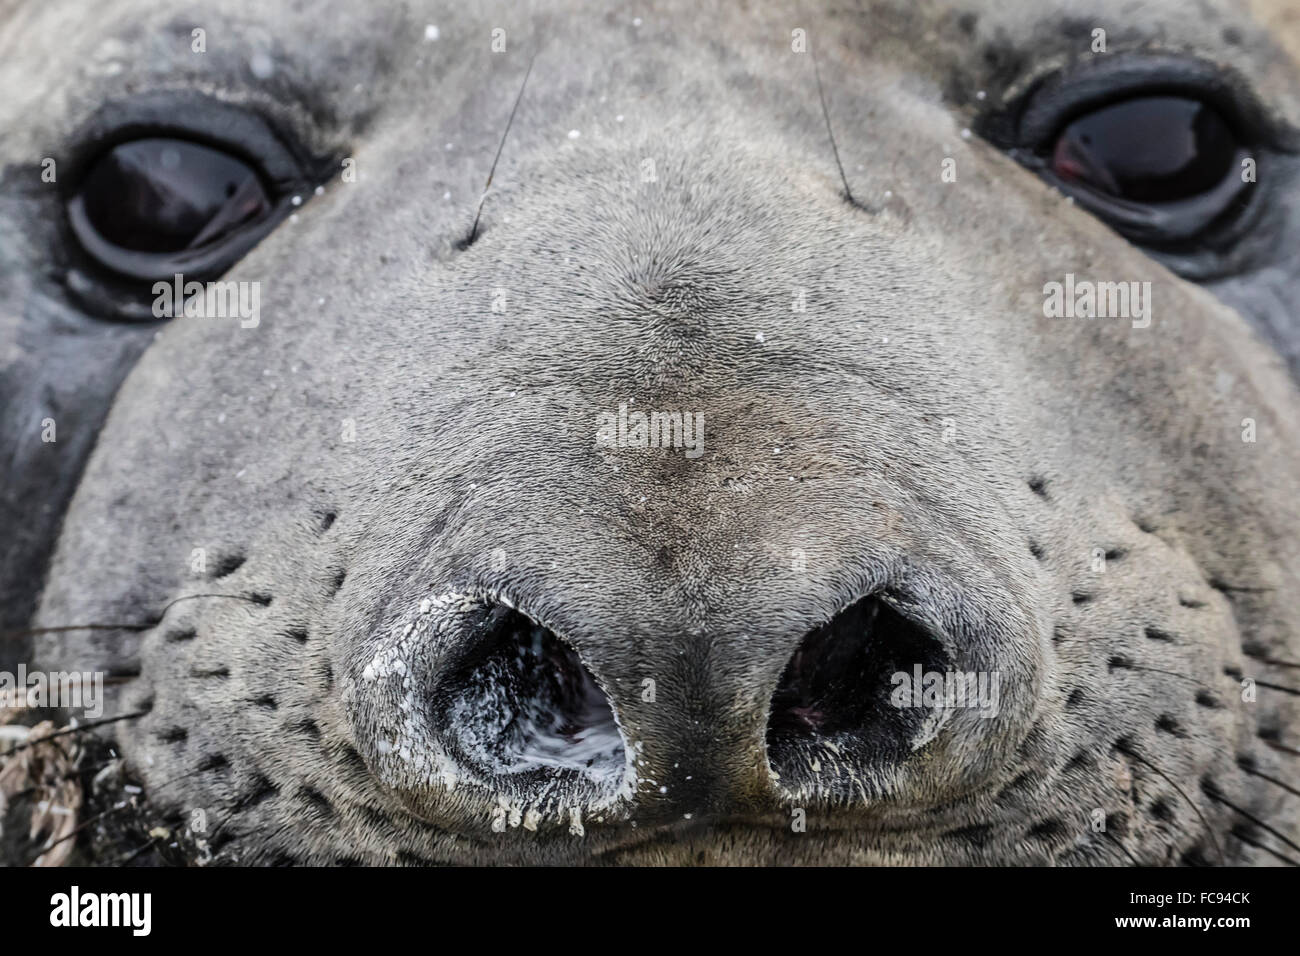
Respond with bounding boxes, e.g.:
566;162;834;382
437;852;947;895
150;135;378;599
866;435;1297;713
2;0;1299;864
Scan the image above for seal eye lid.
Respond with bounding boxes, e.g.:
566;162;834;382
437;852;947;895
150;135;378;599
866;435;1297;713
981;51;1296;156
60;92;318;199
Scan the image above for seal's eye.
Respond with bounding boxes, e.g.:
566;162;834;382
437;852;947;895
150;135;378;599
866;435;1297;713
73;139;270;254
975;55;1288;278
1050;96;1240;203
1029;92;1253;251
1041;94;1254;247
67;137;281;284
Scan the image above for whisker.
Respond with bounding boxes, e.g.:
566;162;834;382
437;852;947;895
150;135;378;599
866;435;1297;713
25;800;133;867
1102;829;1143;866
1116;740;1225;865
1114;660;1213;691
135;762;223;798
810;42;855;207
3;592;267;642
1247;656;1300;670
1202;781;1300;856
466;51;538;247
9;623;148;637
1255;679;1300;696
117;838;158;865
1263;738;1300;758
1230;827;1300;866
1;711;148;756
1207;580;1275;594
1237;762;1300;799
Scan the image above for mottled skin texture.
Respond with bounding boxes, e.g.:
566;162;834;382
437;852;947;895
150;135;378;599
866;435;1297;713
2;0;1299;864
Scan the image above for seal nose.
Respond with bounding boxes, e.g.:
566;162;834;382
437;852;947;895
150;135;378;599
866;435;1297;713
434;602;627;787
345;545;1041;838
765;593;954;779
749;563;1040;809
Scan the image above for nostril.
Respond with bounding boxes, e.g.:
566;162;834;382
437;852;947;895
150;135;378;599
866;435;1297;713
766;593;953;783
435;604;627;787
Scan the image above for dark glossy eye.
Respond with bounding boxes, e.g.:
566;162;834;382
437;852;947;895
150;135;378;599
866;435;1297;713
67;138;280;283
77;139;270;253
1050;96;1239;203
1033;95;1255;250
976;54;1286;279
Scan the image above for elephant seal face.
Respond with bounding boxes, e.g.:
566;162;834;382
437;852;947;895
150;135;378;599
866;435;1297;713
4;0;1300;865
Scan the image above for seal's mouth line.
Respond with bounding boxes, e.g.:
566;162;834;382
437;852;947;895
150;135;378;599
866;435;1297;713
580;811;999;860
